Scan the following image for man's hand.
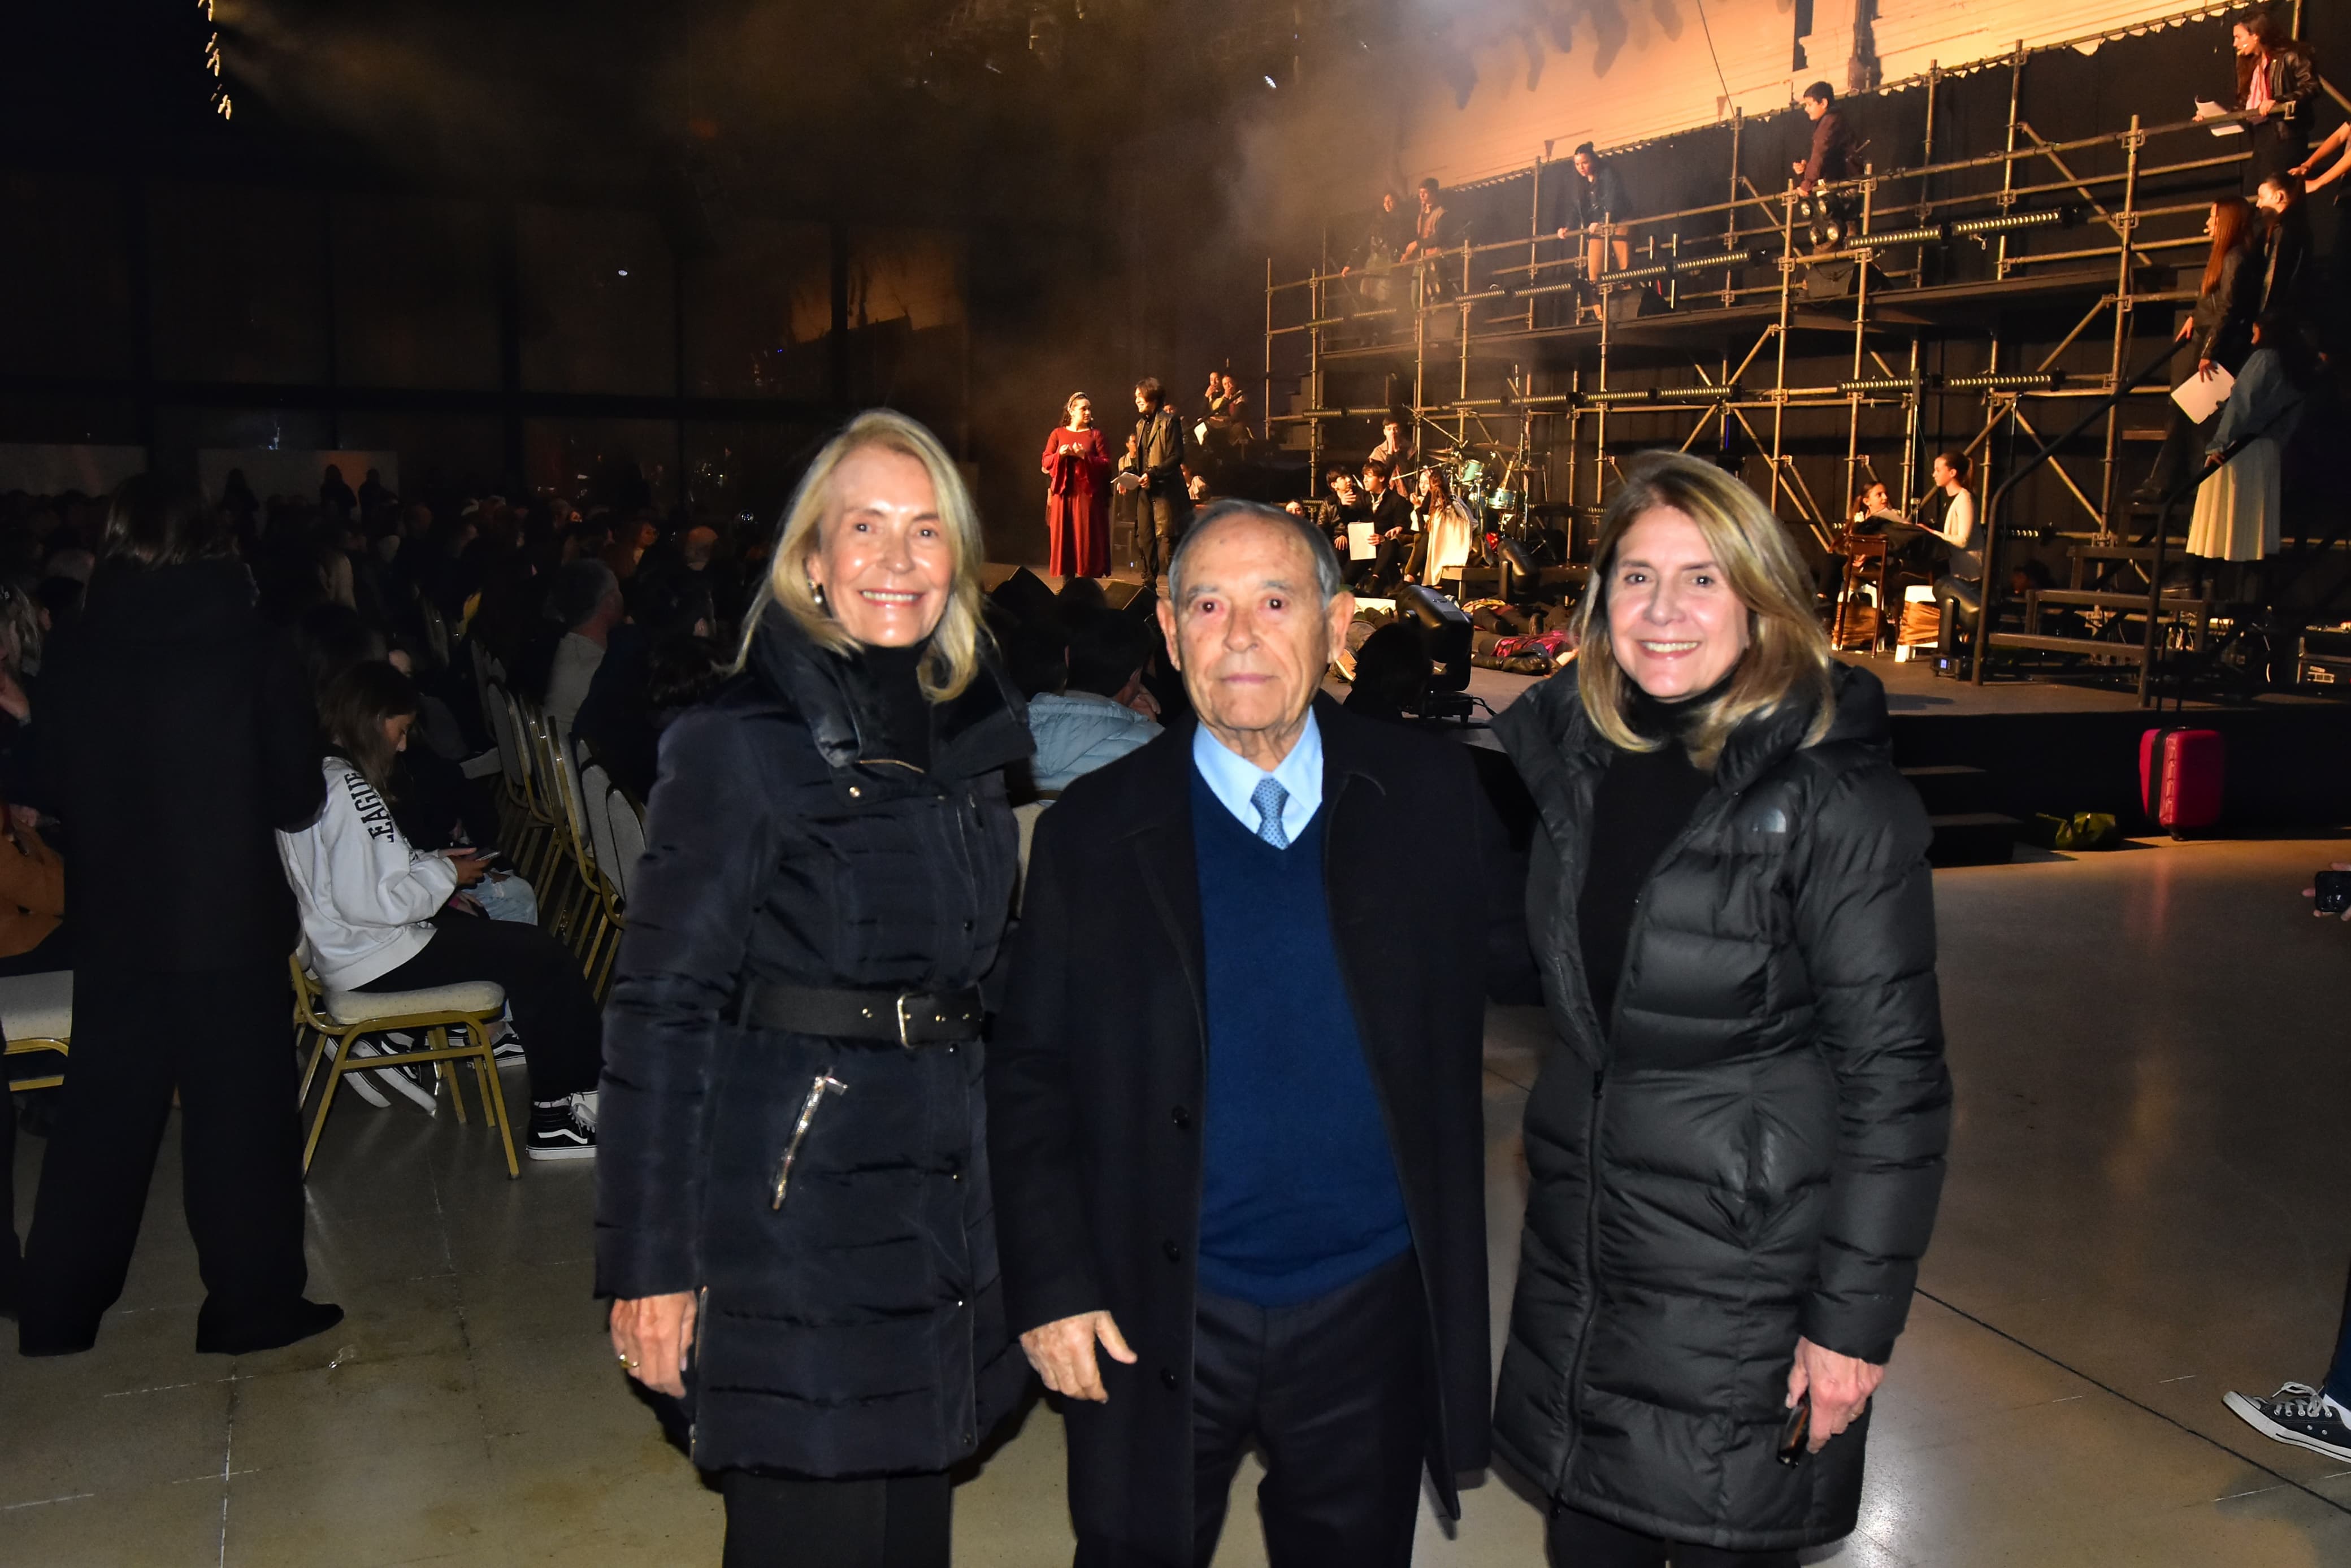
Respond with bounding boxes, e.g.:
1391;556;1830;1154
611;1292;699;1398
2304;862;2351;921
1786;1335;1886;1454
1020;1311;1136;1402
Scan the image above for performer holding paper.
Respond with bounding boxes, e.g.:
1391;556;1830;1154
2136;198;2260;503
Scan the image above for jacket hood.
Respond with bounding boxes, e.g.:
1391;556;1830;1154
745;602;1032;783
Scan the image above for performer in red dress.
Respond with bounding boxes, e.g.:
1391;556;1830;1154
1042;393;1113;579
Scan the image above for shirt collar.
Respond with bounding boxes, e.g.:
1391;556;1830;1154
1190;709;1323;844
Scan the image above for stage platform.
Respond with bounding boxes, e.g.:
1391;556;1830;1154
1464;653;2351;833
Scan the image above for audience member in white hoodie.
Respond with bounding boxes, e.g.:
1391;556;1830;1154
1022;609;1161;793
278;661;603;1160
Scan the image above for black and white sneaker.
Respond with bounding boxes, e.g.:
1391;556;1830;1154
357;1034;439;1114
336;1039;391;1109
2223;1382;2351;1463
525;1092;597;1161
489;1014;524;1062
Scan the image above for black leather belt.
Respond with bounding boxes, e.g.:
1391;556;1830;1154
736;981;984;1048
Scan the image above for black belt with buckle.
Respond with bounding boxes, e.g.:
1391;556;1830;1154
736;981;983;1048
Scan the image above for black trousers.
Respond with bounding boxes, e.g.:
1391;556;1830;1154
1546;1505;1800;1568
719;1469;950;1568
18;960;309;1353
1188;1250;1426;1568
1140;493;1190;583
356;911;602;1104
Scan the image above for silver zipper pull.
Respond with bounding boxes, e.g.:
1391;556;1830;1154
771;1072;848;1210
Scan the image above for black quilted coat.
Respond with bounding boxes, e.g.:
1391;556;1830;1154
595;607;1033;1477
1492;662;1950;1553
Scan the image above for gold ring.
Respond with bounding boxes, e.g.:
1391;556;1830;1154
618;1354;637;1371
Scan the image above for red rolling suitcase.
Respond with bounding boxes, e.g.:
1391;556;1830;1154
2137;727;2224;839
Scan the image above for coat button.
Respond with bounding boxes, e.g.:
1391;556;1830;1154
1170;1105;1192;1130
1162;1239;1183;1263
1159;1367;1178;1392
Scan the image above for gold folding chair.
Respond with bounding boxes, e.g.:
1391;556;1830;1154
0;970;70;1092
290;956;517;1179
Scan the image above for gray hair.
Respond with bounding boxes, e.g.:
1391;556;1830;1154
1166;499;1346;609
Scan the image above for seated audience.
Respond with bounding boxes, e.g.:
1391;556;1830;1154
544;559;624;739
278;661;604;1160
1025;609;1160;792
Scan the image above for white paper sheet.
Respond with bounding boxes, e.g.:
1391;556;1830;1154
1347;520;1377;561
1112;470;1143;493
2170;363;2236;424
2193;99;2243;136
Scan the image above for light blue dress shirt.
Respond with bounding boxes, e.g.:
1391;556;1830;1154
1191;710;1324;845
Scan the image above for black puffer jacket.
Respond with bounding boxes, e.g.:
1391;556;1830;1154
1493;662;1950;1553
595;607;1033;1477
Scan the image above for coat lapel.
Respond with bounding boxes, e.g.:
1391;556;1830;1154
1122;723;1209;1065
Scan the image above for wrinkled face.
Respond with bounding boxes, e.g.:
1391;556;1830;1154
1160;517;1351;744
804;445;954;648
1605;505;1751;701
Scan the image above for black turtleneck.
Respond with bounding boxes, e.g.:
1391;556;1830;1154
854;639;933;771
1576;677;1728;1030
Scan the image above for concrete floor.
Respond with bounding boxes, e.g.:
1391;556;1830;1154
8;835;2351;1566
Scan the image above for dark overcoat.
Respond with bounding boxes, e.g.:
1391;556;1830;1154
987;696;1531;1565
1491;662;1951;1553
595;607;1033;1477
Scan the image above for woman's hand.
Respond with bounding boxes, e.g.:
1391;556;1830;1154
2197;358;2217;382
611;1292;699;1397
1786;1336;1886;1454
0;670;31;724
2174;317;2194;344
1020;1310;1136;1402
443;848;493;887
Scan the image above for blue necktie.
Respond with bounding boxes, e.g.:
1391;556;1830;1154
1250;777;1291;850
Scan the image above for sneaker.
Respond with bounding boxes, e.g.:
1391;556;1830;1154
489;1018;524;1062
354;1035;437;1114
337;1039;392;1109
2223;1383;2351;1463
525;1094;597;1161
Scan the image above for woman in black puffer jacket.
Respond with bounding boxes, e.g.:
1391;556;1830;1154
598;411;1031;1566
1494;452;1950;1567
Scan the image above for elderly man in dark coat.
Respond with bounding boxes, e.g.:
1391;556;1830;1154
989;499;1531;1567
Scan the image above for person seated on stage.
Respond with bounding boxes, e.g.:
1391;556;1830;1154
1794;82;1855;197
1025;609;1162;794
1925;451;1981;665
1359;458;1418;591
1554;142;1633;286
1216;375;1250;445
1368;412;1416;471
1848;481;1908;536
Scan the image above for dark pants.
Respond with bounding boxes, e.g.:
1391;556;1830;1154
2322;1257;2351;1406
357;911;601;1104
1545;1505;1800;1568
1140;493;1190;583
719;1469;950;1568
1187;1250;1426;1568
18;960;309;1353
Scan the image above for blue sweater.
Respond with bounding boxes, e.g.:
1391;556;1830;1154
1190;767;1412;1306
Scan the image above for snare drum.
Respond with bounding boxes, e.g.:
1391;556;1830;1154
1487;490;1518;512
1455;459;1486;490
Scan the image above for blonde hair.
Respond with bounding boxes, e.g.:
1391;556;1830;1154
1574;451;1834;770
735;410;987;702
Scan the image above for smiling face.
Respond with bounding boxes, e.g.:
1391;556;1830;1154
1134;388;1152;414
1159;515;1352;765
2255;180;2289;216
1604;505;1751;701
2233;23;2257;56
803;445;954;648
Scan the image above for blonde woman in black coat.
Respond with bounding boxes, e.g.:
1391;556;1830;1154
598;411;1031;1566
1495;452;1951;1567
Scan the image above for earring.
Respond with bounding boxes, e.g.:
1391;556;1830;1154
808;580;826;607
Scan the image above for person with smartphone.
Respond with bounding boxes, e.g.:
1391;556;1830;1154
1492;453;1951;1567
277;660;603;1159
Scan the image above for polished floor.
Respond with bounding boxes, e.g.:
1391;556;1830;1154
8;833;2351;1565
